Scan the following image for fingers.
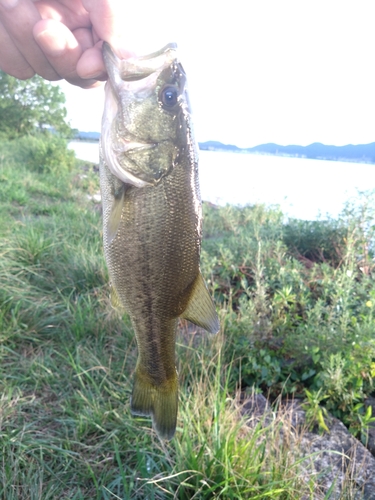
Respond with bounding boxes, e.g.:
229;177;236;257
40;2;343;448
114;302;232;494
0;0;60;79
33;19;101;87
0;19;35;77
81;0;121;40
0;0;133;87
81;0;132;57
75;43;106;79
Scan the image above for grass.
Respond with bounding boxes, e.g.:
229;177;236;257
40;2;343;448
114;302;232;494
1;137;374;498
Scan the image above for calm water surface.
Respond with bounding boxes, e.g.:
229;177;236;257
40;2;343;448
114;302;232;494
69;141;375;220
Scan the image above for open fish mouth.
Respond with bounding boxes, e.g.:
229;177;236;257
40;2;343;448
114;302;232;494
103;42;178;83
100;79;156;187
100;44;179;187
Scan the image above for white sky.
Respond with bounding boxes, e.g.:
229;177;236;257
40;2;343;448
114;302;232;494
59;1;375;147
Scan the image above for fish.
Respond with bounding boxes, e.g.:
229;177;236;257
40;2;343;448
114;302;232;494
99;42;220;440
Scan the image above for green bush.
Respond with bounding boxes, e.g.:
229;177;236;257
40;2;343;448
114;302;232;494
201;193;375;437
282;218;347;266
0;133;75;175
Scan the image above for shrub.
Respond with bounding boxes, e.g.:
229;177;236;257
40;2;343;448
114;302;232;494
201;193;375;436
0;133;75;175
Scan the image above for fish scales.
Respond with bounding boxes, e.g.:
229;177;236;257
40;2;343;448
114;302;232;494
99;42;219;439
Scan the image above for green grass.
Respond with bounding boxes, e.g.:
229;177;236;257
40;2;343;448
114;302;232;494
1;137;374;498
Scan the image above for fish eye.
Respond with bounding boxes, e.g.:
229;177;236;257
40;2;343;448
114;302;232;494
160;86;179;108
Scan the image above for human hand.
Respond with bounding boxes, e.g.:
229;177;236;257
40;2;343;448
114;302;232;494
0;0;131;88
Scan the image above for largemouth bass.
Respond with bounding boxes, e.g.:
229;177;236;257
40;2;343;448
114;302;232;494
99;42;219;440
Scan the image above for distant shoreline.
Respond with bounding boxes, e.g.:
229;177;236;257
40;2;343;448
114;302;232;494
72;138;99;144
199;140;375;165
198;148;375;165
72;134;375;165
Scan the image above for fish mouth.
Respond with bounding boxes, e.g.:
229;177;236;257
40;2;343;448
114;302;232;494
101;43;180;187
103;42;178;84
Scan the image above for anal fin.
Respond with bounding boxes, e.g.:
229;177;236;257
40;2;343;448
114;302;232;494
181;272;220;334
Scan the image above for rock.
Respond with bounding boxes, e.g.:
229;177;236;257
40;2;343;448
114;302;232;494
240;392;270;421
240;394;375;499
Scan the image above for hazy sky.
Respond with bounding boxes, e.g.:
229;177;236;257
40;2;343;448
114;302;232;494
60;1;375;147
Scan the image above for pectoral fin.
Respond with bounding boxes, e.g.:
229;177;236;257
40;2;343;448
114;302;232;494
107;184;126;243
181;272;220;334
110;284;124;311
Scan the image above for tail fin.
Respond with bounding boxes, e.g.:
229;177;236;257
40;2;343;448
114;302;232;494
131;369;178;440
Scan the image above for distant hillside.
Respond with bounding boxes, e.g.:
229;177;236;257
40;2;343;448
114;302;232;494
199;141;375;164
74;131;100;141
198;140;242;152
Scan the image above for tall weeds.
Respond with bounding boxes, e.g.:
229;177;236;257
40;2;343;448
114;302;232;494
0;140;374;497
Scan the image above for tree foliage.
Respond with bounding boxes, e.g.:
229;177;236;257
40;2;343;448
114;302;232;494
0;71;73;139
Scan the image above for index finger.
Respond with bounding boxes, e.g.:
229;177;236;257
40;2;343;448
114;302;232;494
81;0;130;57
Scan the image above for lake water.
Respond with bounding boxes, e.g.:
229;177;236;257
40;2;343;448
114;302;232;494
69;141;375;220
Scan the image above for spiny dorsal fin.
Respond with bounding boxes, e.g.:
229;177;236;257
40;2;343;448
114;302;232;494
181;272;220;334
